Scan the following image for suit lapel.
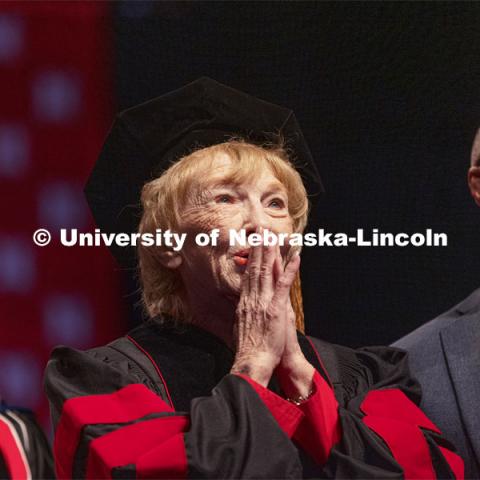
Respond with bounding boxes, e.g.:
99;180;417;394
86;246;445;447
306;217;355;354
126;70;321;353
440;313;480;462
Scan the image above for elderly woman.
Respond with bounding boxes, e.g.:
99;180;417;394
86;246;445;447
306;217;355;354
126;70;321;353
45;78;462;479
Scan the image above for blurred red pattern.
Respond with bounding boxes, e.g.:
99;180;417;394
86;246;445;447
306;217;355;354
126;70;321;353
0;2;127;431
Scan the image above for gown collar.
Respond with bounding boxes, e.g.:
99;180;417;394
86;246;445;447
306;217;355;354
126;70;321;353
128;317;324;411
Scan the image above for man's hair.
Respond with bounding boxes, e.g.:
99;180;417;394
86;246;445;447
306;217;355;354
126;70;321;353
471;128;480;166
137;140;310;328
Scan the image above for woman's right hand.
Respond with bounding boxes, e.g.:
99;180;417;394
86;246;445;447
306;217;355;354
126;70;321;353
230;228;301;387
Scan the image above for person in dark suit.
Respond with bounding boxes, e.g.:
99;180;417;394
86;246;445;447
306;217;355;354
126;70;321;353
393;128;480;479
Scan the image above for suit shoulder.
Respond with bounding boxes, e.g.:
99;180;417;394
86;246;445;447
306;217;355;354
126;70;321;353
393;287;480;351
393;316;448;351
454;286;480;314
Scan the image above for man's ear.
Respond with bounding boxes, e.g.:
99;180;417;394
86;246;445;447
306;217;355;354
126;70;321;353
157;249;183;269
468;166;480;207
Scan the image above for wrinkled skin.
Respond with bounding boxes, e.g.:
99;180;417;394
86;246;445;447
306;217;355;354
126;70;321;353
176;152;293;304
165;152;315;394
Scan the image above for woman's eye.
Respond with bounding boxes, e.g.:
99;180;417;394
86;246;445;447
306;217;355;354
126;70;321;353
216;194;233;204
268;198;285;209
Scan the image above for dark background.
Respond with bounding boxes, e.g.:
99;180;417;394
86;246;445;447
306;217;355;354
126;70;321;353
115;2;480;347
1;2;479;425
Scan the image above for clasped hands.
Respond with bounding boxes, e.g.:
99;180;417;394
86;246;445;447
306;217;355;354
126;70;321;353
230;227;315;399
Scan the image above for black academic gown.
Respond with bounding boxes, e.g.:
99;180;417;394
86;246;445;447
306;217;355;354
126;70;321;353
44;319;463;479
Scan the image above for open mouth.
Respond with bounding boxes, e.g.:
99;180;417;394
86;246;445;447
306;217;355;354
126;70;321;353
233;249;249;266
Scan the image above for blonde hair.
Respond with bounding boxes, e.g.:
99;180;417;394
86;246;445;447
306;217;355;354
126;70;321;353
138;140;310;332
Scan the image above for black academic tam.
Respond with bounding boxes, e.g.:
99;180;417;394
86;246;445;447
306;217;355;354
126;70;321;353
84;77;324;268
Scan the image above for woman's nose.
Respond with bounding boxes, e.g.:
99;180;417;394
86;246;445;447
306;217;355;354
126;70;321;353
242;202;270;237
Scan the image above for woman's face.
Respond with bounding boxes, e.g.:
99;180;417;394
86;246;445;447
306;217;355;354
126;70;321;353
175;152;294;302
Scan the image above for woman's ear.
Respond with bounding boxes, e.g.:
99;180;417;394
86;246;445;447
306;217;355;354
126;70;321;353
157;249;183;269
468;166;480;206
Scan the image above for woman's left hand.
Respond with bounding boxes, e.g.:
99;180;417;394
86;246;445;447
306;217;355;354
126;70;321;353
273;247;315;399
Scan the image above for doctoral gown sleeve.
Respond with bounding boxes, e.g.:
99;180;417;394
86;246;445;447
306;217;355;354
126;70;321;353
44;346;304;479
301;343;464;480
